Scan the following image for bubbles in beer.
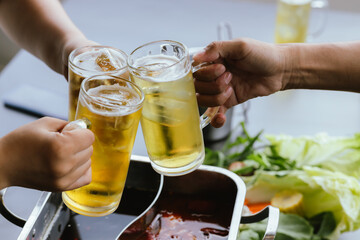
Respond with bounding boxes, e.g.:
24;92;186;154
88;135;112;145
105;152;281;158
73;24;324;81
85;84;141;116
74;49;124;74
96;53;117;71
133;55;188;82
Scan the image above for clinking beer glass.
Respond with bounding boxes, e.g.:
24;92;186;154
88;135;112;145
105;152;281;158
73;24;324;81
62;75;144;217
128;40;218;176
68;45;128;121
274;0;328;43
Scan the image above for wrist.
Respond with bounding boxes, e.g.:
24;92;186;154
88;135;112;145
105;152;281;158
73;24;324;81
278;44;302;90
59;33;97;78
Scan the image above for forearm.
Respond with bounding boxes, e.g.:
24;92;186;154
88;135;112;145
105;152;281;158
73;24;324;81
0;139;9;190
0;0;87;74
283;42;360;93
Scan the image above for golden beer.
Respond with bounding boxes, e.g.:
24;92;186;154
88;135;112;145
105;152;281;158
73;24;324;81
68;46;128;121
62;76;143;217
275;0;311;43
129;41;207;176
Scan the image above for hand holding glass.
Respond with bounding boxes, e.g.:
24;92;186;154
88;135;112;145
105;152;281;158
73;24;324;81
128;40;218;176
62;75;144;217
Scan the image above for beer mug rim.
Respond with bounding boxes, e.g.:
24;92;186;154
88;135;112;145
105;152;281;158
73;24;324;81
80;75;144;111
69;45;128;74
127;40;189;73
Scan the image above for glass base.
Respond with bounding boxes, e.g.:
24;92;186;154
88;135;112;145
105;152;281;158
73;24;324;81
150;151;204;177
62;192;119;217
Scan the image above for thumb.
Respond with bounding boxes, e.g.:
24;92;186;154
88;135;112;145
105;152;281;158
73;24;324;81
194;39;251;64
193;42;222;63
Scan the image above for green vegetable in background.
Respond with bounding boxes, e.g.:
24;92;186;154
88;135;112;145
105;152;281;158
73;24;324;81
204;122;299;174
243;167;360;239
204;122;360;239
265;133;360;178
238;212;336;240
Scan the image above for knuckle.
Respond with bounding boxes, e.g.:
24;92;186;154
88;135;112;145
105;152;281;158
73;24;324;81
48;136;72;160
82;177;91;186
88;145;94;157
51;162;72;179
207;41;219;51
213;94;227;105
214;79;224;90
52;179;71;191
38;116;52;123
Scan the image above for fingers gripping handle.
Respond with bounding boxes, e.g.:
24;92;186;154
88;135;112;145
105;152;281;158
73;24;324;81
192;62;220;129
62;118;91;132
199;106;220;129
0;118;92;227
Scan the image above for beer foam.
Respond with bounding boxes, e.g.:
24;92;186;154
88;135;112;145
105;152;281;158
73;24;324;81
85;84;141;116
281;0;311;4
133;55;187;82
73;49;125;74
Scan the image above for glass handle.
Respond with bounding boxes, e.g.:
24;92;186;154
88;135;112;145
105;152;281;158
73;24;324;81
192;62;220;129
199;106;220;129
61;118;91;132
190;22;234;130
308;0;328;40
217;21;233;41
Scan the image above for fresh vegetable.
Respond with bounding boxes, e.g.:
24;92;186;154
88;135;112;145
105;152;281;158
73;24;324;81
270;190;304;216
204;122;300;176
204;122;360;239
245;200;271;214
266;133;360;178
238;212;336;240
245;167;360;239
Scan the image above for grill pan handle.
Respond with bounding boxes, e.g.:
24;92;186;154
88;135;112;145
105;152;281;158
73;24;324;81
240;205;280;240
0;188;26;227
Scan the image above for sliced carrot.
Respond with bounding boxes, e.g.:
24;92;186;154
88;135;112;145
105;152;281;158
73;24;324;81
246;201;271;214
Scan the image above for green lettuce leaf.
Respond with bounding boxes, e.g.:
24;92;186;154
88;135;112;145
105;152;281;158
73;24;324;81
265;133;360;178
243;167;360;239
239;212;336;240
239;213;315;240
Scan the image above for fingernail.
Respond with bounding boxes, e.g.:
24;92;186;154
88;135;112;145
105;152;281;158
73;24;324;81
224;72;232;84
216;117;223;124
225;86;233;96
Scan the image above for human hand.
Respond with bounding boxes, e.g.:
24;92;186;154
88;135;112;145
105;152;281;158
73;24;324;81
0;117;94;192
60;36;98;80
193;38;289;127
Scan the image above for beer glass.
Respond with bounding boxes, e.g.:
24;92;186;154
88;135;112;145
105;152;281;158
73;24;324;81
68;45;128;121
275;0;328;43
128;40;218;176
62;75;144;217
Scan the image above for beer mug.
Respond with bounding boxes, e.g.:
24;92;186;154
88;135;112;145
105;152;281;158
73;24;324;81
275;0;328;43
62;75;144;217
68;45;128;121
128;40;219;176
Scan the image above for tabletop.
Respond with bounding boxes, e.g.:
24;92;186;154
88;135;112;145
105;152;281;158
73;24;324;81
0;0;359;239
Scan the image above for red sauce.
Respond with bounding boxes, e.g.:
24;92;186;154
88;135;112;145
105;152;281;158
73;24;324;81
121;192;232;240
143;211;229;239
